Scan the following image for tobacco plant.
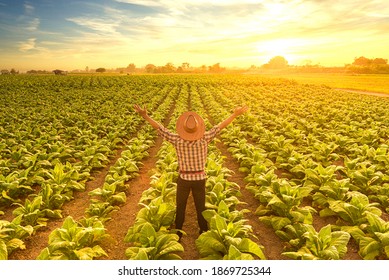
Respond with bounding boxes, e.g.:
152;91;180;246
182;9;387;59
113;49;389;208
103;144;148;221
12;196;48;230
0;216;33;260
343;212;389;259
283;224;350;260
127;197;176;236
88;181;127;206
37;216;108;260
196;213;265;260
85;201;119;223
206;175;242;210
125;222;183;260
323;191;382;225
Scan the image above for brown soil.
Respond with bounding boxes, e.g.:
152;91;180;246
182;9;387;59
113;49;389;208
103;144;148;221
99;137;165;259
336;88;389;98
216;141;288;260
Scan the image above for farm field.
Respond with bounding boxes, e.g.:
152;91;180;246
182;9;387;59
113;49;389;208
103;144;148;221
257;72;389;95
1;74;389;260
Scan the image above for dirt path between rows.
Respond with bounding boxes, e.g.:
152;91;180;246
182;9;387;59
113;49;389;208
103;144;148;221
100;137;163;259
335;88;389;98
215;141;288;259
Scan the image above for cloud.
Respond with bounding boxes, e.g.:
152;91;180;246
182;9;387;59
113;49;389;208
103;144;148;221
3;0;388;70
66;17;120;35
114;0;262;7
26;18;40;31
59;0;388;67
114;0;162;7
24;2;34;14
18;38;36;52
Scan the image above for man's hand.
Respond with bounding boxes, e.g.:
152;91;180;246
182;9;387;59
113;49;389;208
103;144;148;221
134;104;148;118
133;104;161;130
218;105;249;130
234;105;249;116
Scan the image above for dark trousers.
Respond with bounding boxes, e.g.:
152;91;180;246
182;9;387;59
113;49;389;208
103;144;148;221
175;177;208;233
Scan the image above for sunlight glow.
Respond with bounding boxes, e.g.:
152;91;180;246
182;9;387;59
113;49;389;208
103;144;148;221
264;2;286;16
256;39;306;64
0;0;388;70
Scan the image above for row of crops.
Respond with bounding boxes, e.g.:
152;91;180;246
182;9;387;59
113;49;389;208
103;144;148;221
1;74;388;260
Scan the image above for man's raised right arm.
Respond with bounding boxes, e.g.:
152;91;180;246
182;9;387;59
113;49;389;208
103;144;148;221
134;104;161;130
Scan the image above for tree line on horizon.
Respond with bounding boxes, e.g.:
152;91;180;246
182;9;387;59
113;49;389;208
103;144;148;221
1;56;388;75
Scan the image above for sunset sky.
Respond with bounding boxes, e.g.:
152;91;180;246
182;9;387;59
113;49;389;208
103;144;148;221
0;0;388;71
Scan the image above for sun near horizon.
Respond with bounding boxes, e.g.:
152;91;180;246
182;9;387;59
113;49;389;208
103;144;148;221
0;0;388;71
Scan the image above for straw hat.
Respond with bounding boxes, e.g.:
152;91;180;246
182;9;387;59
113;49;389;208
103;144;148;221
176;111;205;141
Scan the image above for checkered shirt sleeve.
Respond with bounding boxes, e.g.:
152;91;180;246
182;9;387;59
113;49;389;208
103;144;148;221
157;125;180;144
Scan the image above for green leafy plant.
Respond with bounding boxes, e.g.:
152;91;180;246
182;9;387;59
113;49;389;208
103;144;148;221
312;179;351;210
347;162;386;192
38;183;70;218
250;177;313;218
206;176;241;210
110;157;139;178
88;181;127;206
85;201;119;223
283;224;350;260
323;191;382;225
311;142;340;166
140;172;176;204
274;222;312;249
206;153;233;177
196;214;265;260
78;146;110;169
245;166;278;187
0;170;34;205
0;216;33;260
127;197;176;236
303;164;343;191
124;222;183;260
43;162;86;196
37;216;108;260
12;196;48;230
343;212;389;259
368;183;389;213
203;200;249;225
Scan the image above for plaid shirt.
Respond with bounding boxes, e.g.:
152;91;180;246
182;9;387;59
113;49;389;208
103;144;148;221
158;125;220;181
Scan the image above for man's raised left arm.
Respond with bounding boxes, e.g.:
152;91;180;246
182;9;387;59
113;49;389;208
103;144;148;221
217;105;248;131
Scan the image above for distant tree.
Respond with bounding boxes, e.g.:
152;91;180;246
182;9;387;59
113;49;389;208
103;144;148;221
164;62;176;72
262;56;288;69
53;69;67;75
372;58;388;65
353;56;371;66
347;56;389;74
10;68;19;74
96;68;106;73
127;63;136;73
181;62;190;70
208;63;225;73
144;64;156;73
351;56;388;66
